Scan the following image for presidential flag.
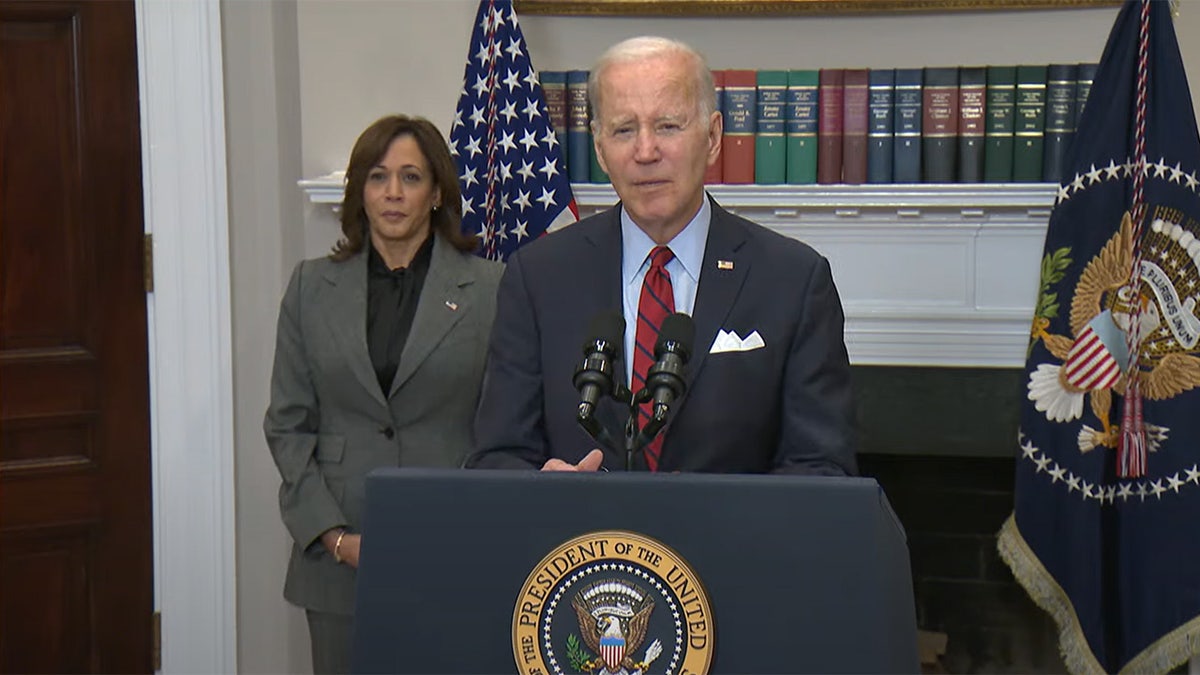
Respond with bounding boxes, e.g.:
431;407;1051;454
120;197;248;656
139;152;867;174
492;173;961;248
450;0;577;262
999;1;1200;671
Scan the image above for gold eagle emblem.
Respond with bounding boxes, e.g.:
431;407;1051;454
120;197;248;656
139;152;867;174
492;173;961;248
1028;210;1200;454
571;579;662;674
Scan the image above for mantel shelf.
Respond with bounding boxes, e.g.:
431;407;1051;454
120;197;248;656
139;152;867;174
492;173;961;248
300;172;1055;210
300;174;1057;368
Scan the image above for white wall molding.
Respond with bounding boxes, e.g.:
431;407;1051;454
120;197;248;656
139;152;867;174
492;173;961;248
302;180;1054;368
136;0;237;671
298;171;345;207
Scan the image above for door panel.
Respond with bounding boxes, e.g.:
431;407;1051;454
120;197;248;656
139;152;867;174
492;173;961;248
0;1;152;672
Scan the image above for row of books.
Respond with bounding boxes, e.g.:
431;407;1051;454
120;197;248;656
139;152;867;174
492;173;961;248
541;63;1097;186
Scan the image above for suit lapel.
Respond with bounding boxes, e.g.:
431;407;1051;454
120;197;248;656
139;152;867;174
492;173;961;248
321;251;390;409
587;208;628;382
389;234;471;397
579;209;630;444
676;200;751;412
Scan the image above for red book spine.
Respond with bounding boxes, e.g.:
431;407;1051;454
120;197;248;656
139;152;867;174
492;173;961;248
841;68;869;185
817;68;844;184
957;66;987;182
721;69;757;184
705;69;725;184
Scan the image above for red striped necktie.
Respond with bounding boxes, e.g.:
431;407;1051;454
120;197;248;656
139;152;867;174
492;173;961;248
633;246;675;471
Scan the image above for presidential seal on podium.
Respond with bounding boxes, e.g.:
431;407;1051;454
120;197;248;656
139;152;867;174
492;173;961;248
513;530;715;675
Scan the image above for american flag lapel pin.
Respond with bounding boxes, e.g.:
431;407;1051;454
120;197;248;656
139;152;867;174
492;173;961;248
717;260;734;270
445;300;459;311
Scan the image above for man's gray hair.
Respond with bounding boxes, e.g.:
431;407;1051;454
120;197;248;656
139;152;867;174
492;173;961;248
587;36;716;128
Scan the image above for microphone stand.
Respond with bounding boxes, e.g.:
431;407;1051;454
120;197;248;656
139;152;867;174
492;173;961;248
576;382;659;471
624;409;638;472
577;382;633;461
625;386;667;470
581;382;670;471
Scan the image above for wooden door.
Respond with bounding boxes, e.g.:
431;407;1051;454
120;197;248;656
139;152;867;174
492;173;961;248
0;1;153;671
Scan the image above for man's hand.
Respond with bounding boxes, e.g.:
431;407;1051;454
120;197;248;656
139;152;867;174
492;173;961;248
541;448;604;472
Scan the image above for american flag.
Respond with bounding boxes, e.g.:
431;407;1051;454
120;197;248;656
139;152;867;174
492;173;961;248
450;0;577;262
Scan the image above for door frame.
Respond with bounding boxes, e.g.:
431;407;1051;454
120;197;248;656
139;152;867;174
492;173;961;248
136;1;237;672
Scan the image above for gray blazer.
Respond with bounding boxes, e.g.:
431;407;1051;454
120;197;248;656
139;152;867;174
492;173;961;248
264;232;503;615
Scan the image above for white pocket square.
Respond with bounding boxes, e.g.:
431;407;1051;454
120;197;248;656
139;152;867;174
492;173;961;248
709;329;765;354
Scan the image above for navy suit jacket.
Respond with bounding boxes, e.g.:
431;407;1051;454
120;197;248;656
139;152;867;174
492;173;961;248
469;197;857;474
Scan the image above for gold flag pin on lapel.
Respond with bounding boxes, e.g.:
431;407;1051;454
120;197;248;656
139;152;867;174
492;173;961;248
717;260;734;270
445;300;459;311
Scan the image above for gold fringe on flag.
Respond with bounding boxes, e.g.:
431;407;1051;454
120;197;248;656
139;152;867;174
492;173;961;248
998;515;1200;674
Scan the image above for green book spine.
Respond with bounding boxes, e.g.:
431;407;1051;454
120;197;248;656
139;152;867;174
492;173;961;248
1013;64;1048;182
785;69;819;184
1042;63;1078;184
755;70;788;184
984;65;1017;182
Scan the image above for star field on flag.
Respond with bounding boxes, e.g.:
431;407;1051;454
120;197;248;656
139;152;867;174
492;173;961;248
450;0;577;262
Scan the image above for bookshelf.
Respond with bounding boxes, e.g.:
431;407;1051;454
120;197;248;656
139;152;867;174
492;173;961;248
299;175;1054;368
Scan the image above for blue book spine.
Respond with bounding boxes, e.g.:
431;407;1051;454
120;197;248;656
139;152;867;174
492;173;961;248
867;68;895;184
566;70;590;183
893;68;923;183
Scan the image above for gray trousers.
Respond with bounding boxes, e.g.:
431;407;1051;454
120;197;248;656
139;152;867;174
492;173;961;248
305;610;354;674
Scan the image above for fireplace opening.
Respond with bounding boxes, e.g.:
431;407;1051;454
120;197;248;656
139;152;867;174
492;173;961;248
852;366;1065;673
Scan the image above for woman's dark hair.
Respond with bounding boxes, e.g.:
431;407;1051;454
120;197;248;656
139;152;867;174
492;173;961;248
332;114;476;260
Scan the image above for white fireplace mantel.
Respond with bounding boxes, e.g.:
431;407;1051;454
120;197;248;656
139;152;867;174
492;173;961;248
300;176;1054;368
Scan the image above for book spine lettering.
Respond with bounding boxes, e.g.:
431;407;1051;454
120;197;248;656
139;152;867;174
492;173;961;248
786;69;819;184
922;66;959;183
867;69;895;184
1042;63;1078;184
1013;64;1048;182
957;66;987;183
566;70;591;183
755;70;789;184
893;68;923;183
984;65;1017;182
722;70;758;184
817;68;845;184
841;68;870;185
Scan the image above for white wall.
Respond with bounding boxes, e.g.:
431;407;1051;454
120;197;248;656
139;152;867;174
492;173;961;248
225;2;1200;671
221;0;309;672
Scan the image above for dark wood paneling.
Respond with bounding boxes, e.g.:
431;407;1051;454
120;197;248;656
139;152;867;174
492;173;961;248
0;1;152;671
0;7;85;351
0;412;96;466
0;525;95;672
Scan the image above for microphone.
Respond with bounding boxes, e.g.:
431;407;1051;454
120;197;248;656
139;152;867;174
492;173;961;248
573;310;625;422
636;312;695;447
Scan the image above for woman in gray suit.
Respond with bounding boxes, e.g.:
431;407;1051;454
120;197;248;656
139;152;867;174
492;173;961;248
264;114;503;673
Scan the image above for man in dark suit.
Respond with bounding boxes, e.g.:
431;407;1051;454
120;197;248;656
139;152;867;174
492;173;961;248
469;36;856;475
